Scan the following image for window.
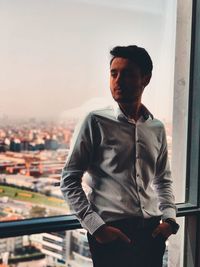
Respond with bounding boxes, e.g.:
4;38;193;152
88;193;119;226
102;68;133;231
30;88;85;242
1;0;200;266
0;0;181;218
0;230;92;266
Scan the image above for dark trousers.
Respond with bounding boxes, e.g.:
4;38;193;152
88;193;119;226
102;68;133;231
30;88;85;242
87;217;166;267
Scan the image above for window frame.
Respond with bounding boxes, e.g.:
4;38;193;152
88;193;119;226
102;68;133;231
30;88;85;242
183;0;200;266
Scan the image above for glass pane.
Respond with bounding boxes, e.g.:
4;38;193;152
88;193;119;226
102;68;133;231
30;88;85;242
167;217;185;267
171;0;192;204
0;3;190;249
0;221;185;267
0;230;92;267
0;1;192;267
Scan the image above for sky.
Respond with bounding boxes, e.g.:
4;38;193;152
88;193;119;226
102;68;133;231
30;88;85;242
0;0;177;121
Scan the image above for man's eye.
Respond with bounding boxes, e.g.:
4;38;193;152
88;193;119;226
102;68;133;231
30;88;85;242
111;72;117;78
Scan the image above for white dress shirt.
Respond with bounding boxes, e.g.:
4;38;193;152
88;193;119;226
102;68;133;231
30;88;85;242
60;104;176;235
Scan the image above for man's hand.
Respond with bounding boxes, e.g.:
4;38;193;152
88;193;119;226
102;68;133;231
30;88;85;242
152;222;173;239
93;225;131;244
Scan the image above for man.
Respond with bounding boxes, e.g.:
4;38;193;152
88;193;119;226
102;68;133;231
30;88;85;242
60;45;179;267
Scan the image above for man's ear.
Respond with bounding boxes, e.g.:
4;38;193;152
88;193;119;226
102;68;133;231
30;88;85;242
142;73;152;87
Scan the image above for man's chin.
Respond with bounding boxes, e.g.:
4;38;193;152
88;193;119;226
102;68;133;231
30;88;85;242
113;97;134;104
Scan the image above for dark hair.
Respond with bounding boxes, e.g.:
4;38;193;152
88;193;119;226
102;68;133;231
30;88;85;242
110;45;153;76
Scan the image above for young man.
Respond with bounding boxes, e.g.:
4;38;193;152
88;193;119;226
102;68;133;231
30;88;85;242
60;45;179;267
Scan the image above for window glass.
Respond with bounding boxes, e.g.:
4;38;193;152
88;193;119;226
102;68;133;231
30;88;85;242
167;217;185;267
0;1;193;266
0;230;92;267
168;1;192;266
0;221;185;267
0;0;182;220
171;0;192;204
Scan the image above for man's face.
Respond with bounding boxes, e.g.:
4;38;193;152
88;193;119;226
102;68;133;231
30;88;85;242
110;57;151;104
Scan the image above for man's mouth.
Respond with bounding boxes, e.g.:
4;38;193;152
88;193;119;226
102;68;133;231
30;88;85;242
115;86;124;92
115;88;126;94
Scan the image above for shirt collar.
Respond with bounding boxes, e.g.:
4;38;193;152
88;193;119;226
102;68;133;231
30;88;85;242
113;103;154;123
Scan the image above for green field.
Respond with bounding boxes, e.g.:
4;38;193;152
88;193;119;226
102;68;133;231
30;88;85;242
0;185;69;210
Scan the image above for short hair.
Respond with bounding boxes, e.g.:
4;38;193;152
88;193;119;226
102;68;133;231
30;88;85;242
110;45;153;76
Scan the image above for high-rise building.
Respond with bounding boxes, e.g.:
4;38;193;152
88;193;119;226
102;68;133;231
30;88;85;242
0;236;23;261
66;229;92;267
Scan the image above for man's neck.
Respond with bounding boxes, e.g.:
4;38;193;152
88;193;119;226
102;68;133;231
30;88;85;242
118;101;142;121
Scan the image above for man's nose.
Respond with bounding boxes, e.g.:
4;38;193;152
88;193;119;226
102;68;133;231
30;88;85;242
116;73;124;84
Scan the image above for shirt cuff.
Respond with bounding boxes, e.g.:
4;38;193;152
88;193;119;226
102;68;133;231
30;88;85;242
161;207;177;221
80;212;106;235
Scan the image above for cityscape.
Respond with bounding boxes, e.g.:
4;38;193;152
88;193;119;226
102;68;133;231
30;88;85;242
0;116;172;266
0;117;93;267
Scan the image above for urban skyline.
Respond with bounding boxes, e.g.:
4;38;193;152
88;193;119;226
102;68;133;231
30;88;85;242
0;116;173;266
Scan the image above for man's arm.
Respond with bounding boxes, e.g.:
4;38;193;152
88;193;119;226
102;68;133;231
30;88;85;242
60;112;131;243
153;126;176;220
152;126;178;238
60;113;105;235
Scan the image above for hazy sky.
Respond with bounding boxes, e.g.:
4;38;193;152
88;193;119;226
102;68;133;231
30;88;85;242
0;0;177;121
